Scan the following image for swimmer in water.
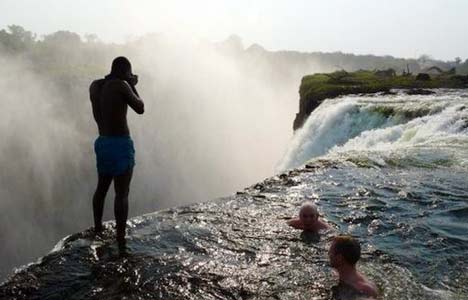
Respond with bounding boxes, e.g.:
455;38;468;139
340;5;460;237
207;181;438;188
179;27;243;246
287;202;331;233
328;235;378;298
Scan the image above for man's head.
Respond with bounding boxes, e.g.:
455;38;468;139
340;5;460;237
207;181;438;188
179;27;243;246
110;56;133;79
329;235;361;268
299;202;319;226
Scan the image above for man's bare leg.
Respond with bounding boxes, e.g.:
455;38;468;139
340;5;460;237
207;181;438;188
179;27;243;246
93;174;113;233
114;168;133;251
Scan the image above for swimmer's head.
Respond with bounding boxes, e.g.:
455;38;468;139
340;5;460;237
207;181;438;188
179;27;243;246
299;202;319;225
329;235;361;268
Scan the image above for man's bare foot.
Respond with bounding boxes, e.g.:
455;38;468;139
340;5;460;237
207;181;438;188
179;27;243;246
94;226;103;234
117;237;128;256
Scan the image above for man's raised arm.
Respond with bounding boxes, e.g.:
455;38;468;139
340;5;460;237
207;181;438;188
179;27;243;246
120;81;145;114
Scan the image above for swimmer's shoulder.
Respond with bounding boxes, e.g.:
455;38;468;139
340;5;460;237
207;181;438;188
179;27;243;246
318;219;331;229
287;219;304;229
355;279;378;298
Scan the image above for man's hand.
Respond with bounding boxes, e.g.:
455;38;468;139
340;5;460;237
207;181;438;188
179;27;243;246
126;74;138;86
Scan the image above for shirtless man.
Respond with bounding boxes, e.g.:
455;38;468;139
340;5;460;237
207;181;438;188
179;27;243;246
89;56;145;252
328;235;378;298
287;202;330;233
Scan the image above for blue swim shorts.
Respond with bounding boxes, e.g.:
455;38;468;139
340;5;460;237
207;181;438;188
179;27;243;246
94;136;135;176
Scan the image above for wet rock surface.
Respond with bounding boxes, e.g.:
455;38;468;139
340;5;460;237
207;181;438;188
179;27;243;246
1;162;467;299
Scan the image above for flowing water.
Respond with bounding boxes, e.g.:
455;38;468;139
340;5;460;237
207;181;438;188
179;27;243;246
279;89;468;171
1;89;467;299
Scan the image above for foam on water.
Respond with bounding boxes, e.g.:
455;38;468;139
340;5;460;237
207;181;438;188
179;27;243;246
279;90;468;171
2;90;468;299
2;163;467;299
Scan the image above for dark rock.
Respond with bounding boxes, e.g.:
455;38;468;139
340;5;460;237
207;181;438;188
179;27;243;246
293;86;390;130
406;89;436;95
253;183;264;190
380;90;397;96
293;97;322;130
416;73;431;81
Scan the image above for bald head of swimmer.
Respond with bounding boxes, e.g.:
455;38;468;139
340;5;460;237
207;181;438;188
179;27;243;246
299;202;319;226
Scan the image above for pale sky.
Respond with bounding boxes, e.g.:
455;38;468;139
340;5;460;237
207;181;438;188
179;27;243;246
1;0;467;61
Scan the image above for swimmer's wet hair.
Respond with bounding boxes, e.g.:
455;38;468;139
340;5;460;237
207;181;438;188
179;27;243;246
333;235;361;265
300;201;318;211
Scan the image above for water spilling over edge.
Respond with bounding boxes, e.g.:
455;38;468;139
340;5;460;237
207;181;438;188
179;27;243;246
1;90;467;299
278;89;468;171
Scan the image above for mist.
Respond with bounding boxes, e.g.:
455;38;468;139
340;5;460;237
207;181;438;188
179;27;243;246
2;25;463;280
128;36;300;209
0;33;306;280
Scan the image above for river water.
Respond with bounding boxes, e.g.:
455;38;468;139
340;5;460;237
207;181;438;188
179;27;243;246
1;89;467;299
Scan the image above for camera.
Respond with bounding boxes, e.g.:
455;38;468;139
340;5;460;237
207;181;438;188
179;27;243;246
126;74;138;86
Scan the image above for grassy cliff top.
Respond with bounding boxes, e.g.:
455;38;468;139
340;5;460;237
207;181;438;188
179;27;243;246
299;70;468;101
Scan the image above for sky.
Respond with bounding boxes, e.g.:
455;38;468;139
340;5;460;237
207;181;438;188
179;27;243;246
1;0;467;61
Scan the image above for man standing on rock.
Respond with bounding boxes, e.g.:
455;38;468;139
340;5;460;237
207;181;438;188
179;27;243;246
89;56;145;253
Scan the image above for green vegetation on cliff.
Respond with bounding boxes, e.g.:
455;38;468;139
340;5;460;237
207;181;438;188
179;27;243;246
294;70;468;130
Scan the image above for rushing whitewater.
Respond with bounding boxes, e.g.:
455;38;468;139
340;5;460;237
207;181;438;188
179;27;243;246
1;90;467;299
278;89;468;171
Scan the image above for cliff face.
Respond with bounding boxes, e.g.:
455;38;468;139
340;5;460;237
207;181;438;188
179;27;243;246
293;70;468;131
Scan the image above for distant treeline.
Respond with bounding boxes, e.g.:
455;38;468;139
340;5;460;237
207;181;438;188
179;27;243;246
1;25;467;81
0;24;467;280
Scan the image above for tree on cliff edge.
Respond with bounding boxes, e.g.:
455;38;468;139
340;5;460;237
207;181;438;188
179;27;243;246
0;25;36;53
